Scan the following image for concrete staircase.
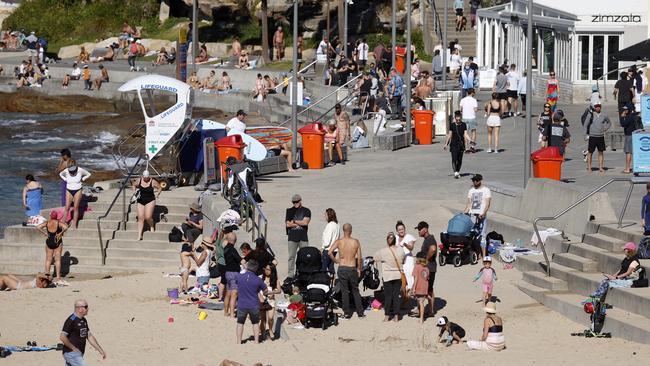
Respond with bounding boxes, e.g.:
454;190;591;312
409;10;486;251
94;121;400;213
432;0;478;58
0;185;217;276
515;223;650;344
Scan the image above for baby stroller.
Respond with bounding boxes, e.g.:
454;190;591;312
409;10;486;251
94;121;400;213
439;213;481;267
303;271;339;330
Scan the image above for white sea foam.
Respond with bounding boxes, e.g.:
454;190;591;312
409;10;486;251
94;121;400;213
0;118;38;126
95;131;120;144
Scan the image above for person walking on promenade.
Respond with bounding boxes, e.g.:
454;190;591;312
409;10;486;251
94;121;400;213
328;223;364;319
460;88;478;151
619;104;640;174
546;71;559;113
373;232;405;322
285;194;311;276
60;299;107;365
465;174;491;257
444;111;471;178
584;103;611;173
484;93;502;153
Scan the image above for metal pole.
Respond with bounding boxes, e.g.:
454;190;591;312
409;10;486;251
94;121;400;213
524;0;533;187
391;0;396;69
442;0;448;89
344;0;348;57
326;0;330;40
192;0;198;73
291;1;298;164
406;0;412;137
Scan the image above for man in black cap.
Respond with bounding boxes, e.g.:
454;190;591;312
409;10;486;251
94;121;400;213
226;109;247;133
619;104;640;174
465;174;491;257
542;114;571;156
416;221;437;317
285;194;311;276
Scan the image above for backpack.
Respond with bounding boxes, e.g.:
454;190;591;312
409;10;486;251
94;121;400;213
581;107;595;135
168;226;183;242
37;37;48;50
129;43;138;56
638;237;650;259
362;258;380;290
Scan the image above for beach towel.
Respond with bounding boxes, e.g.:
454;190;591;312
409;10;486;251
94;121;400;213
198;302;225;310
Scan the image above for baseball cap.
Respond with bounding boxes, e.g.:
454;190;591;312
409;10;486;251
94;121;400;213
483;256;492;262
436;316;448;326
236;109;247;117
291;194;302;203
471;174;483;182
623;242;636;251
415;221;429;230
591;85;599;92
594;102;602;107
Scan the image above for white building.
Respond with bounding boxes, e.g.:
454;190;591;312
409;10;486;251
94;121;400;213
476;0;649;102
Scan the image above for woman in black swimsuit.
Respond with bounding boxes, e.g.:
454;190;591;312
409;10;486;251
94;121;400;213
37;211;68;283
132;170;161;240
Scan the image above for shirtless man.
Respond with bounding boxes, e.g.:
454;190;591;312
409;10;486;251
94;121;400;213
328;223;364;318
231;37;242;57
273;26;284;60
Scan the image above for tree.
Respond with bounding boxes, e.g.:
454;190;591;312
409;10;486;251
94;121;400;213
261;0;270;63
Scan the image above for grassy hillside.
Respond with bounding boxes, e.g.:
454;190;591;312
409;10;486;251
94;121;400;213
3;0;183;52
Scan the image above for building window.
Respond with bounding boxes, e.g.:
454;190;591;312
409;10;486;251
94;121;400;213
579;35;589;80
531;29;538;70
593;36;604;80
607;36;619;80
541;29;554;73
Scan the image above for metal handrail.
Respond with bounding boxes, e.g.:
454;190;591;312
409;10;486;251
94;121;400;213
278;73;362;126
312;89;360;124
96;156;143;265
274;59;318;92
112;123;145;175
594;62;647;103
532;178;636;276
430;0;443;40
234;173;269;244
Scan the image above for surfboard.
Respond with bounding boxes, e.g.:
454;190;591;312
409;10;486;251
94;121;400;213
196;119;226;130
245;126;293;147
226;130;268;162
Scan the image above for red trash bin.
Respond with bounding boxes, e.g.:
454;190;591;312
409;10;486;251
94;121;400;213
411;110;435;145
395;46;406;74
531;147;564;181
298;122;326;169
215;135;246;181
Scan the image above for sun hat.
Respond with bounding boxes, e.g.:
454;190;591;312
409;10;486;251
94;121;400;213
484;302;497;314
436;316;448;326
189;202;201;212
483;256;492;262
201;237;215;249
623;242;636;251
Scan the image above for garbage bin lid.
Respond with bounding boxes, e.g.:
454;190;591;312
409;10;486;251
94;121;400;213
298;122;326;135
531;146;562;159
215;134;246;148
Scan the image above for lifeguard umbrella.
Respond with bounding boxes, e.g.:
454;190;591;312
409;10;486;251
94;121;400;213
611;39;650;62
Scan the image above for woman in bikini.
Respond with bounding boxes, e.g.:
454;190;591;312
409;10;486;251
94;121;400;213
37;211;68;283
132;170;161;240
59;160;91;229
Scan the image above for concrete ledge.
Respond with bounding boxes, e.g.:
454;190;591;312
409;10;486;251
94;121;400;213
373;131;410;151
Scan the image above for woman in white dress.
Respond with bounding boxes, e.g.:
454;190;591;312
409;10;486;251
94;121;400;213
449;48;462;79
395;220;416;290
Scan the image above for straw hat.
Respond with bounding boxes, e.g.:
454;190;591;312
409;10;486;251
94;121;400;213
483;302;497;314
189;202;201;212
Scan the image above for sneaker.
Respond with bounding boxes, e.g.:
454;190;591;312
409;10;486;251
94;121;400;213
486;149;493;153
494;150;500;154
454;172;460;179
357;313;365;318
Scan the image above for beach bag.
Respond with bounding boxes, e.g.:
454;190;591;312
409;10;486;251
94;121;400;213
447;213;473;236
638;237;650;259
168;226;183;242
362;259;380;290
130;189;140;204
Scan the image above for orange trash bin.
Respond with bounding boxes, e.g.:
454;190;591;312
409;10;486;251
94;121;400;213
395;46;406;74
298;122;326;169
531;147;564;181
412;110;435;145
215;135;246;181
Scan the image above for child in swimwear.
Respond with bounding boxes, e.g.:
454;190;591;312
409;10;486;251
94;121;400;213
473;256;497;305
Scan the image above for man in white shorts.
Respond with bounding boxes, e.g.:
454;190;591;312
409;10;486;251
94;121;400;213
459;88;478;151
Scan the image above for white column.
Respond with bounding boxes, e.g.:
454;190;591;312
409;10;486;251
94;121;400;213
477;17;483;66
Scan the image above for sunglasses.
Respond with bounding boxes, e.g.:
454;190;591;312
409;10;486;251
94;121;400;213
76;305;88;309
292;201;300;204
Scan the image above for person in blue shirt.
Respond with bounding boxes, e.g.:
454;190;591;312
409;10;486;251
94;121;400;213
641;184;650;235
459;61;475;98
388;68;404;119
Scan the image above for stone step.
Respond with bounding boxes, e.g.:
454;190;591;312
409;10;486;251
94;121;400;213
582;233;626;252
105;246;179;261
0;260;140;276
552;252;598;272
591;224;643;246
517;281;650;344
81;211;187;222
83;201;190;214
104;256;178;269
108;239;182;250
522;271;568;291
0;243;104;265
562;241;625;275
113;230;171;242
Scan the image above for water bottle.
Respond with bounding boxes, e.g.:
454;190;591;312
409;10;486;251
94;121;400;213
516;238;522;248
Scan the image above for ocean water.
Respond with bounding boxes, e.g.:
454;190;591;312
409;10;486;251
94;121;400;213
0;113;121;236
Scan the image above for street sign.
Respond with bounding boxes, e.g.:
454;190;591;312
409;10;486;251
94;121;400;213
632;130;650;175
